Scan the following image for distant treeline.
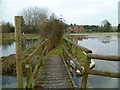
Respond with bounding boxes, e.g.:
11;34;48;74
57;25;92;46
1;22;14;33
118;24;120;32
1;21;119;33
65;21;119;32
1;18;119;33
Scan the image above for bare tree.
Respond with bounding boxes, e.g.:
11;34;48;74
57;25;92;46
19;7;51;33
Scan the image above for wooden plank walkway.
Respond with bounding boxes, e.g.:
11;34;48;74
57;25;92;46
34;55;73;88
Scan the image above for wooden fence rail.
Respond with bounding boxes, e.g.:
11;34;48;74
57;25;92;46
24;39;48;63
87;53;120;61
88;69;120;78
63;37;92;53
26;46;48;88
63;36;120;89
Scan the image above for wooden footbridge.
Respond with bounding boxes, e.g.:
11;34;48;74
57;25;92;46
34;55;73;88
12;16;120;89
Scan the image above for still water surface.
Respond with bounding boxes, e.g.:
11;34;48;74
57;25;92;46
1;39;37;88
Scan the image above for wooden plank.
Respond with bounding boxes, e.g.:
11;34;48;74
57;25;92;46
15;16;23;88
63;37;92;53
87;53;120;61
88;69;120;78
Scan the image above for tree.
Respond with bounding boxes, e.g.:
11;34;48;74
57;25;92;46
1;21;14;33
101;20;112;32
40;14;64;50
19;7;50;33
117;24;120;32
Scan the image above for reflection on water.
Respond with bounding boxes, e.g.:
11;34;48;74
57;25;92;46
1;39;37;88
72;34;119;88
1;39;37;57
1;74;27;88
1;42;16;57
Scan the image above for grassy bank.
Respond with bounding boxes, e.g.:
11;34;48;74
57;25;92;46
2;33;15;41
70;32;119;36
1;33;40;44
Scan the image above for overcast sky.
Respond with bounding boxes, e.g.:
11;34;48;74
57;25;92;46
1;0;119;26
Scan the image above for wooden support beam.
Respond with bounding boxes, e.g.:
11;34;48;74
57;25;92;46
26;46;47;88
87;53;120;61
15;16;23;88
88;69;120;78
80;57;91;88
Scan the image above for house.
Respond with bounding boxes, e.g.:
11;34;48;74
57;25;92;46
72;25;85;32
65;27;72;33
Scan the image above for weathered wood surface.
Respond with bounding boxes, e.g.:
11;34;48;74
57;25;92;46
63;37;92;53
15;16;24;88
26;46;47;88
87;53;120;61
62;44;83;72
35;55;73;88
63;36;120;89
24;39;47;63
88;69;120;78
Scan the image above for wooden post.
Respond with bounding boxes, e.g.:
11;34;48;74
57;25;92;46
15;16;24;88
80;55;91;89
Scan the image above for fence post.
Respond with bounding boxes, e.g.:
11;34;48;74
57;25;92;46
15;16;24;88
80;53;91;89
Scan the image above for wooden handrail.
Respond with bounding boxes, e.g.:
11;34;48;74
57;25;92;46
26;46;48;88
62;44;83;72
63;37;92;53
87;53;120;61
24;39;48;63
63;36;120;89
88;69;120;78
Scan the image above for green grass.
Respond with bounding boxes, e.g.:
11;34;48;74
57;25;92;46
2;33;40;42
72;46;87;65
47;34;87;65
48;41;63;55
62;34;87;66
2;33;15;41
23;34;40;38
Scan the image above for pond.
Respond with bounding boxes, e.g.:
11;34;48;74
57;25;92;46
0;39;37;57
71;33;119;88
1;74;27;88
1;39;37;88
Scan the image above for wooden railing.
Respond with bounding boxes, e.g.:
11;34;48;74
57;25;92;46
62;36;120;89
24;39;48;88
15;16;48;88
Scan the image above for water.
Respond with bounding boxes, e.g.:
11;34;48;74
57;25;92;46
1;74;27;88
1;39;37;88
0;39;37;57
0;42;16;57
72;33;119;88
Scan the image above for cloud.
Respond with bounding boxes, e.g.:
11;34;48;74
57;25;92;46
1;0;118;25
